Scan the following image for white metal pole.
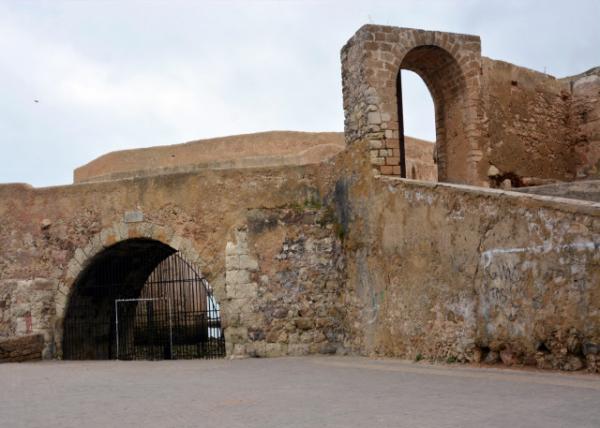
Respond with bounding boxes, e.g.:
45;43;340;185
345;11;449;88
168;298;173;359
115;300;119;360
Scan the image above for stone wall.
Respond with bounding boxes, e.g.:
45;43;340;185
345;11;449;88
73;130;437;184
1;139;599;370
341;25;484;185
74;131;346;183
0;279;56;358
405;137;436;181
0;334;45;362
564;68;600;179
1;23;599;371
326;140;600;372
482;58;574;186
483;64;600;186
341;24;600;187
516;180;600;203
223;209;347;358
0;164;348;359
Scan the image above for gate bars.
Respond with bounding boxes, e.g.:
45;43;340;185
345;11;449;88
63;250;226;360
115;298;173;360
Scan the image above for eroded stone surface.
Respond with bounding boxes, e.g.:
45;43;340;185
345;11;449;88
341;26;600;187
0;334;44;362
0;24;599;374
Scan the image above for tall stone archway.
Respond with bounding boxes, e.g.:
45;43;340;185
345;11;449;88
397;45;467;182
341;25;485;185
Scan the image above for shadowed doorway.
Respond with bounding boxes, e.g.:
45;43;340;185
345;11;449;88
62;238;225;360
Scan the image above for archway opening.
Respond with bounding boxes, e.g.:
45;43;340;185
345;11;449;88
398;69;438;181
396;45;467;183
62;238;225;360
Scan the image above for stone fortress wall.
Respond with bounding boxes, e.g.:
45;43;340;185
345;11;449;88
0;25;598;371
327;140;600;371
74;130;437;183
341;25;600;187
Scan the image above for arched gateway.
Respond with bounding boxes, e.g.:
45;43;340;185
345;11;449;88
341;25;485;185
62;238;225;360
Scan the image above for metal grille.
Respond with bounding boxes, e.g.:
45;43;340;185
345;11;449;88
63;246;225;360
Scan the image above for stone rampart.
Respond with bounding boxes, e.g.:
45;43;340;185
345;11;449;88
328;140;600;372
341;25;600;187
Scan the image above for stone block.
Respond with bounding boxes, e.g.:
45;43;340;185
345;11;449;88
367;112;382;125
294;318;313;331
169;235;183;251
226;270;250;286
123;210;144;223
319;343;338;355
369;139;383;149
64;256;78;282
288;343;310;356
371;156;385;166
380;165;394;175
225;255;240;270
112;222;128;241
0;334;44;363
83;234;103;258
232;343;247;358
224;326;248;344
231;282;258;299
239;255;258;271
100;227;118;248
224;298;253;316
265;343;287;357
246;341;267;358
487;165;500;177
73;248;87;267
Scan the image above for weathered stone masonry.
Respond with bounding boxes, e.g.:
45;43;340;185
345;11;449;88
342;25;484;184
223;211;347;358
325;141;600;372
342;25;600;187
0;24;599;372
0;167;350;360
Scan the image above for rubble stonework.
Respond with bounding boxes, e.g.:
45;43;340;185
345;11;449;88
565;68;600;179
330;141;600;371
0;334;45;362
341;25;600;187
0;25;599;372
341;25;484;184
223;208;347;358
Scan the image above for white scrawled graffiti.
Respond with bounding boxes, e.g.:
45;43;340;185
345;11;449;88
481;241;599;268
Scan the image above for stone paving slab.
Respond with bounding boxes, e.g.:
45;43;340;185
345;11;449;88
0;356;599;428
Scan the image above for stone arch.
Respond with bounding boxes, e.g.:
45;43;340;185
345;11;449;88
341;25;485;185
395;45;468;182
53;222;216;358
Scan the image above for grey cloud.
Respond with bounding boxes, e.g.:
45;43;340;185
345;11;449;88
0;0;598;186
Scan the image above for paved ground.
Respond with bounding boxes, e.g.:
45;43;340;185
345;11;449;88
1;356;599;428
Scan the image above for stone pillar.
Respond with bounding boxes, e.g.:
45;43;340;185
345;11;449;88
223;229;259;357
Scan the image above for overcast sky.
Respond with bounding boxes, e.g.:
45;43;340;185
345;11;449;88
1;0;599;187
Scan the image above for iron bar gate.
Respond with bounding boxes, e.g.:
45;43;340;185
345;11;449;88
63;249;225;360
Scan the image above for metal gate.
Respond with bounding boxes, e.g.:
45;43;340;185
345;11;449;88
63;250;225;360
